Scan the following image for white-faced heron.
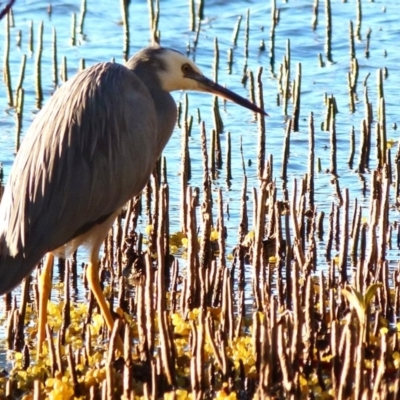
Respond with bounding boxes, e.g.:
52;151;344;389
0;46;267;354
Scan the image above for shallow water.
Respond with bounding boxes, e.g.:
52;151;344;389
1;0;400;365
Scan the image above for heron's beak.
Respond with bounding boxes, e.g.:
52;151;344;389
187;71;268;116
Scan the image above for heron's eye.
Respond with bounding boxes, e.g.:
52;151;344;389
182;63;191;75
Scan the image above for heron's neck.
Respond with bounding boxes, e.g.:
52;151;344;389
146;84;177;157
129;63;178;156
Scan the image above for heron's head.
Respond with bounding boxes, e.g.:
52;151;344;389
127;46;267;116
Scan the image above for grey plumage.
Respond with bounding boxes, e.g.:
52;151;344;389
0;46;266;295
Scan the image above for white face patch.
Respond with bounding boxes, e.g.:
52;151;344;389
156;50;204;92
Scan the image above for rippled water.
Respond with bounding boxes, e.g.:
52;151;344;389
1;0;400;364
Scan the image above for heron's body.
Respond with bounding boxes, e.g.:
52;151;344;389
0;46;266;354
0;60;175;293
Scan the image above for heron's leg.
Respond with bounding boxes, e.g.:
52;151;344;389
86;253;124;352
37;253;54;358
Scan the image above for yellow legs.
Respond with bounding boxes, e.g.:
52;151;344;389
86;252;124;351
36;252;123;359
37;253;54;358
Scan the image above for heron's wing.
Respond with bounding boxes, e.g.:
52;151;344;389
0;62;159;290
